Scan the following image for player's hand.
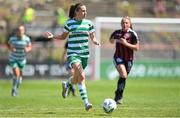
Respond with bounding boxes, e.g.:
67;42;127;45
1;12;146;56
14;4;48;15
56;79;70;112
24;44;32;53
11;47;16;52
43;31;54;39
24;46;29;53
93;41;100;46
120;38;128;45
117;38;127;45
109;38;115;43
9;45;16;52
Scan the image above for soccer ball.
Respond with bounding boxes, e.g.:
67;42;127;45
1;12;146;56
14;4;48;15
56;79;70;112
102;98;117;114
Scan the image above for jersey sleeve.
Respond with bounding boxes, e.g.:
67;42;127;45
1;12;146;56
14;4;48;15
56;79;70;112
8;37;13;45
25;35;31;45
131;31;139;44
63;20;70;33
109;30;118;39
89;21;95;33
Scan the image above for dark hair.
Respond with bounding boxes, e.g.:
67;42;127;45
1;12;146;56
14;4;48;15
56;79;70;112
69;3;84;19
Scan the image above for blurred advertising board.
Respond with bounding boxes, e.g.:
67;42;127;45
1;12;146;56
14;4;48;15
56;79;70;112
101;60;180;80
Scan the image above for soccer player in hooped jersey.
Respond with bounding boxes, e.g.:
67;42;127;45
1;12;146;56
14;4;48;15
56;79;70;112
7;25;32;96
109;16;140;104
44;3;100;111
61;41;76;96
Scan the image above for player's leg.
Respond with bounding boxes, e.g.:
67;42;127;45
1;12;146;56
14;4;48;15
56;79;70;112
71;85;76;96
67;77;76;96
114;64;127;104
113;57;127;104
10;61;21;96
67;76;74;96
62;75;77;98
62;57;78;98
67;67;76;96
16;60;26;88
62;60;77;98
69;68;76;96
114;60;133;104
81;58;92;111
74;57;92;111
19;71;23;84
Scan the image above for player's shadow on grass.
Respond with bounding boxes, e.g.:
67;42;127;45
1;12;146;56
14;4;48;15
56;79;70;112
43;111;56;114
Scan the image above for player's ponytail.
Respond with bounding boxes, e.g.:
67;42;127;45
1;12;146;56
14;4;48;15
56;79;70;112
126;16;133;29
69;3;84;19
69;5;76;19
127;16;133;29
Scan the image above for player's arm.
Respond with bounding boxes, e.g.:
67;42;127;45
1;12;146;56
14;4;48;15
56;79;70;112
61;42;68;63
6;43;12;50
24;43;32;53
89;32;100;45
118;38;140;51
44;31;68;40
124;41;139;51
109;32;115;44
109;38;115;44
61;47;67;63
6;41;16;52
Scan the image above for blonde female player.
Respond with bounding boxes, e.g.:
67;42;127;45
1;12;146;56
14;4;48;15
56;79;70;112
109;16;140;104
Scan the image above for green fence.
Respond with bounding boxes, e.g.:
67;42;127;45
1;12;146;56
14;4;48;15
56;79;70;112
101;60;180;80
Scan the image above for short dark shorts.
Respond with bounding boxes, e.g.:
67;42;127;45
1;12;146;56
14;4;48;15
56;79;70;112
113;57;133;74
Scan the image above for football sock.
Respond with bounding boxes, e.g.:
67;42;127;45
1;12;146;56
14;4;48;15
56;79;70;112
117;77;126;92
16;78;21;89
67;76;73;88
68;76;72;84
72;85;75;91
115;77;126;100
67;77;76;93
19;76;22;84
78;84;88;105
12;78;16;90
12;77;18;90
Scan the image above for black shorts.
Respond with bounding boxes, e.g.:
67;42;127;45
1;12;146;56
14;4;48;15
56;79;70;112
113;57;133;74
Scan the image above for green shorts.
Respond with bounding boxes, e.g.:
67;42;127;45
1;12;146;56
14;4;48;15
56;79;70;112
9;60;26;70
67;56;88;69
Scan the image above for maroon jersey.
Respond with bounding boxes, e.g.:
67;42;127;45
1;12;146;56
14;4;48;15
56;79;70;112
110;28;139;61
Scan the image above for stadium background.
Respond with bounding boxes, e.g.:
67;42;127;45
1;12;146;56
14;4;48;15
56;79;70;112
0;0;180;80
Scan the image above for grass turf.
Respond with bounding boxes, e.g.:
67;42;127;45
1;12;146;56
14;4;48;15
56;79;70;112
0;78;180;117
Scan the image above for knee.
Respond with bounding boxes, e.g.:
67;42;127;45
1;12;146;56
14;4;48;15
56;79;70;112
78;76;85;83
72;81;78;85
120;73;127;78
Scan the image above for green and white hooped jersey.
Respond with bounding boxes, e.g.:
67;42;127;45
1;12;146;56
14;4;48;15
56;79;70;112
8;35;31;62
63;19;95;58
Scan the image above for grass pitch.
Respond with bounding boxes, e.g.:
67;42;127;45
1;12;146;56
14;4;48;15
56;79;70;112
0;78;180;117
